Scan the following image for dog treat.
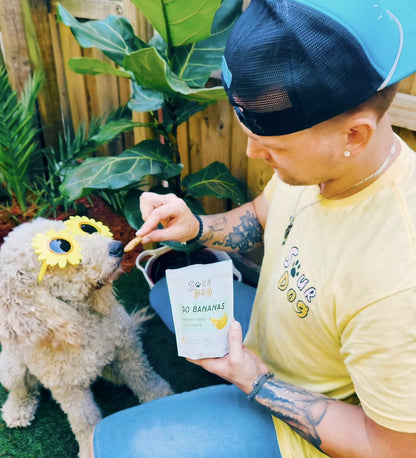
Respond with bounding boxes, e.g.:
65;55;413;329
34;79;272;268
166;260;234;359
124;236;143;252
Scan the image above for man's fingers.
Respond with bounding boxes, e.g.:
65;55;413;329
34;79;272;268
139;192;173;221
228;321;244;365
137;204;178;234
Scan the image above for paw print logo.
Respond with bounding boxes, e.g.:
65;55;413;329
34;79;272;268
194;281;201;288
290;260;301;278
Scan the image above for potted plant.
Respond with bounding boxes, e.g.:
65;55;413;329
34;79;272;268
56;0;247;281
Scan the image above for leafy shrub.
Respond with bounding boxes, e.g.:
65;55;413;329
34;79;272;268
57;0;246;231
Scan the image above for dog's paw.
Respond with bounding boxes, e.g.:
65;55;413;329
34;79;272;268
1;396;38;428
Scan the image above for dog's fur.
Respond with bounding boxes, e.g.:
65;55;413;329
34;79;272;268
0;218;173;457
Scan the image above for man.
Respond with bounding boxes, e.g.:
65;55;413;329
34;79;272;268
91;1;416;456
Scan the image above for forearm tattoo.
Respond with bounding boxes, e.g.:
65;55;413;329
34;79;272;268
203;210;263;252
255;378;333;453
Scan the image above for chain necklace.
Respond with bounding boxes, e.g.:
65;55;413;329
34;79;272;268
282;140;397;245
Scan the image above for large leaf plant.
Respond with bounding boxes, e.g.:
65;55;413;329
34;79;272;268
57;0;246;238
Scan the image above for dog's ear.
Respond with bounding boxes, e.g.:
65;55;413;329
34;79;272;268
0;272;81;350
0;271;44;342
34;289;82;351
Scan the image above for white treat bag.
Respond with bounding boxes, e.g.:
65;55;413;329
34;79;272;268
166;260;234;359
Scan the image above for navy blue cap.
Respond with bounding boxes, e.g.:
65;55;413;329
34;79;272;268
222;0;416;136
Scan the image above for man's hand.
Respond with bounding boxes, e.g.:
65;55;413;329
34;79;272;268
188;321;270;394
136;192;200;244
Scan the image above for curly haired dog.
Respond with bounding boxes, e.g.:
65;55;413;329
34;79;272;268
0;217;173;458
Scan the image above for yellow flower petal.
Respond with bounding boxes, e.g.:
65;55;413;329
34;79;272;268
32;228;82;279
65;216;113;238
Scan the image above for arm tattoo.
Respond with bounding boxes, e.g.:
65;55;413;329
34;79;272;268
255;378;333;453
204;210;263;252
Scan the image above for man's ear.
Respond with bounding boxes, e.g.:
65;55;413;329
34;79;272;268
344;112;377;156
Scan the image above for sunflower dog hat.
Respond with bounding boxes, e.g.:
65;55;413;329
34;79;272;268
32;216;113;282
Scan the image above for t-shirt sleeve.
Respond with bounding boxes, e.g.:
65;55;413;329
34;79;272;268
341;288;416;432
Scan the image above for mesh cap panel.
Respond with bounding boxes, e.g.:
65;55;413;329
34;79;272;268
222;0;385;135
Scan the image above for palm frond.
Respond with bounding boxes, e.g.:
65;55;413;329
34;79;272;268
20;71;44;115
0;67;43;210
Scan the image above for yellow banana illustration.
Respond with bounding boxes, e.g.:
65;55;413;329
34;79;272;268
210;312;228;330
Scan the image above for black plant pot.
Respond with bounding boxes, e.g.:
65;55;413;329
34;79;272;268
136;245;241;288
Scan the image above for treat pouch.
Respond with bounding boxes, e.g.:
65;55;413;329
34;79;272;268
166;260;234;359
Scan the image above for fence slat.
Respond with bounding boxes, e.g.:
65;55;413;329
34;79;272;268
59;22;89;131
23;0;62;145
49;11;72;132
0;0;31;92
389;92;416;132
50;0;124;20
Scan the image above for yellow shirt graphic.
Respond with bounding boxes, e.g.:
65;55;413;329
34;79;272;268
244;137;416;457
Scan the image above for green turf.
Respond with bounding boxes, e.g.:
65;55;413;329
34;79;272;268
0;270;223;457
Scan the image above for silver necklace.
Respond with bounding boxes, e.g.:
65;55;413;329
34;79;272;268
327;140;397;198
282;140;397;245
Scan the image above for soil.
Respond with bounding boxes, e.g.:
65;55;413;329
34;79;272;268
0;204;38;245
0;197;140;272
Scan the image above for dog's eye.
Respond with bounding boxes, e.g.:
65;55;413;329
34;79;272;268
80;224;98;234
49;238;72;254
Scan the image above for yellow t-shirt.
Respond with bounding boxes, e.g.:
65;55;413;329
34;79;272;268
244;137;416;457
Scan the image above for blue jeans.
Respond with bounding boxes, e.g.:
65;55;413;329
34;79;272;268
93;279;282;457
93;384;281;457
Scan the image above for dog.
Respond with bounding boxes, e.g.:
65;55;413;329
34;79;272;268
0;217;173;458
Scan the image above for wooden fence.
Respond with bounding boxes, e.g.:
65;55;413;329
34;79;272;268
1;0;416;215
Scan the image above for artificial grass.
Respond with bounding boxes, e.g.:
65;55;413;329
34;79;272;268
0;269;223;457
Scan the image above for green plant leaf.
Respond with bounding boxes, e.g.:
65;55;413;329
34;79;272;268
128;80;165;112
56;4;146;66
162;99;211;128
173;0;243;87
122;189;144;230
60;139;183;200
90;120;156;144
182;161;246;204
130;0;222;46
124;48;226;102
68;57;131;77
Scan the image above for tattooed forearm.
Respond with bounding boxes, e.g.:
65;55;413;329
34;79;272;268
255;378;334;453
203;210;263;252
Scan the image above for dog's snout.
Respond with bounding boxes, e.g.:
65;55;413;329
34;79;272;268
108;241;124;258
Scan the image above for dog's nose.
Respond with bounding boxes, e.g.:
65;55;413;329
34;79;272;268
108;241;124;258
